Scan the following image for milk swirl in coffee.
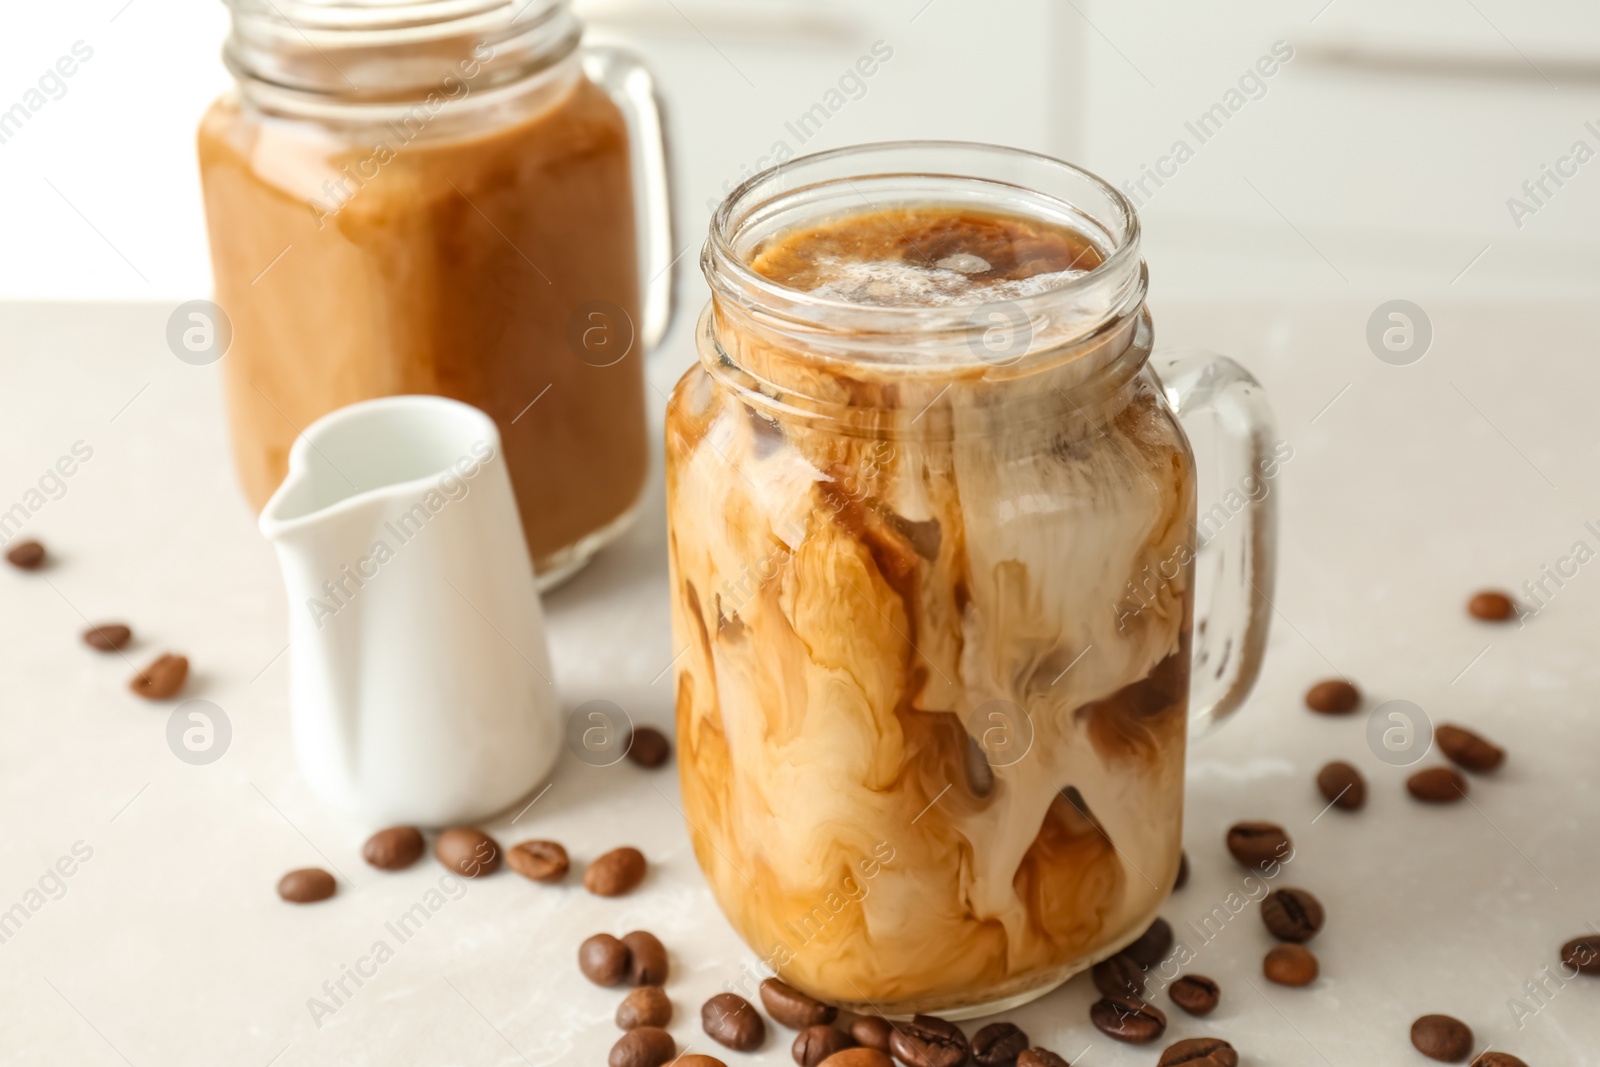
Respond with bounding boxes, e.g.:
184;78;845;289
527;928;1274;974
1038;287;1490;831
669;198;1195;1015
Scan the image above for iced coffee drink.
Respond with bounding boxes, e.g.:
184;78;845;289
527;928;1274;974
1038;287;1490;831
199;1;669;583
668;149;1201;1017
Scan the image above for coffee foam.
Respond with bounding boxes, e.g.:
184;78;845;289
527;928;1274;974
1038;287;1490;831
802;255;1089;309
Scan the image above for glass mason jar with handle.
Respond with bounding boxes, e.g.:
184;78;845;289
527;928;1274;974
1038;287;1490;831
199;0;673;587
666;142;1277;1018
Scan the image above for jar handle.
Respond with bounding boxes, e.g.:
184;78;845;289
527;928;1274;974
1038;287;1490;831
1156;350;1281;736
581;46;676;354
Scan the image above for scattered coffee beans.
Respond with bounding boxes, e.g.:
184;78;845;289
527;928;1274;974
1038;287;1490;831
435;827;500;877
760;977;837;1029
1167;974;1220;1016
1411;1014;1473;1062
794;1024;855;1066
1470;1054;1528;1067
1261;888;1325;943
1467;591;1516;621
506;839;569;882
702;992;765;1052
1092;953;1144;998
277;867;335;904
586;846;647;896
1408;766;1468;803
1124;917;1174;967
1225;822;1291;869
83;623;132;652
816;1051;892;1067
1316;760;1366;810
609;1025;675;1067
1174;850;1189;891
1436;724;1505;773
888;1015;968;1067
1263;944;1318;986
1304;678;1359;714
1560;935;1600;975
622;930;668;986
626;726;671;768
5;539;46;570
616;986;672;1030
1016;1051;1070;1067
1088;995;1166;1044
362;826;424;870
129;653;188;700
579;933;631;986
970;1021;1029;1066
849;1016;892;1052
1158;1037;1238;1067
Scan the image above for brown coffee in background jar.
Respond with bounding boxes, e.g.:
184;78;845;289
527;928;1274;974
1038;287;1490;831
198;0;672;585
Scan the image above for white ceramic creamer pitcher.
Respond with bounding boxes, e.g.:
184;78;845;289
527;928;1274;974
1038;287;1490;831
260;395;559;826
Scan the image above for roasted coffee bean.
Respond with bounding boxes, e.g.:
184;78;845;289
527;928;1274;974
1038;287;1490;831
676;1058;729;1067
888;1014;969;1067
1316;760;1366;810
1091;953;1145;998
1468;590;1516;621
1015;1051;1069;1067
621;930;668;985
626;726;672;768
5;539;46;570
1437;724;1505;773
1561;934;1600;975
1173;850;1189;891
83;623;132;652
760;977;837;1029
435;827;500;877
702;992;765;1052
1411;1014;1473;1062
1408;766;1468;803
129;653;188;700
1088;995;1165;1044
586;846;647;896
507;839;569;882
794;1024;855;1066
362;826;424;870
277;867;335;903
1261;888;1325;943
1263;944;1318;986
1167;974;1220;1016
1158;1037;1237;1067
616;986;672;1030
818;1051;893;1067
849;1016;892;1052
1225;822;1291;869
1124;917;1174;967
1304;678;1360;714
971;1021;1029;1066
1470;1054;1528;1067
609;1025;675;1067
579;933;631;986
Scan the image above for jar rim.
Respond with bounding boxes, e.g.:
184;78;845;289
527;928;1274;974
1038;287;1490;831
703;140;1144;362
223;0;578;102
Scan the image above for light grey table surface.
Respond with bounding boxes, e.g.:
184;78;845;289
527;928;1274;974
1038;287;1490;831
0;299;1595;1065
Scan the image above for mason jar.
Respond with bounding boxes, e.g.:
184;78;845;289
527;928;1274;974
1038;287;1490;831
199;0;672;586
666;142;1279;1017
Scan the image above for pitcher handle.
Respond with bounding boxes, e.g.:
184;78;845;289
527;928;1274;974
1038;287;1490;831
1156;349;1282;735
582;45;676;354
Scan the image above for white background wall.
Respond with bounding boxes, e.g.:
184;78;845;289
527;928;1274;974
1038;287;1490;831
1;1;1597;304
